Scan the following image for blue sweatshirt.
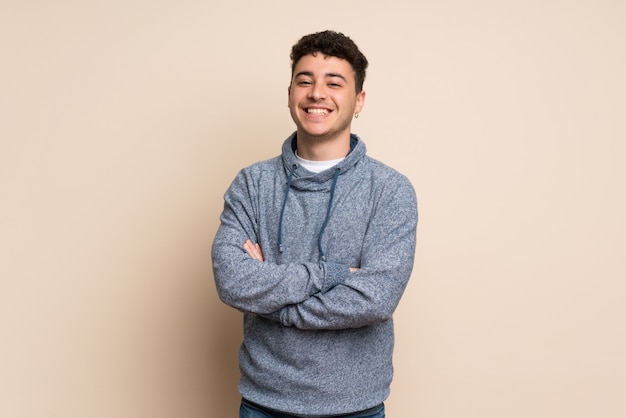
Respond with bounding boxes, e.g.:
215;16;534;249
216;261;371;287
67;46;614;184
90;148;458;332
212;133;418;417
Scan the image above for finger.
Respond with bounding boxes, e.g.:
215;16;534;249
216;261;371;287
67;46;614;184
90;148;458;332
243;240;256;257
254;243;264;261
243;240;263;261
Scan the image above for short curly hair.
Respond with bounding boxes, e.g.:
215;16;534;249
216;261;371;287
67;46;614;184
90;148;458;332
290;30;368;93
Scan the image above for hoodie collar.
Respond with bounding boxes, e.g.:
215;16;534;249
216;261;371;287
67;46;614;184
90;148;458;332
278;132;367;259
281;132;366;190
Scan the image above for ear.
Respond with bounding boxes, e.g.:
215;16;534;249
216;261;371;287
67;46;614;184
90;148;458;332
355;90;366;114
287;85;291;107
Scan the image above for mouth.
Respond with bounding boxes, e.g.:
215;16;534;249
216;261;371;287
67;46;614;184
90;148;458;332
305;108;331;115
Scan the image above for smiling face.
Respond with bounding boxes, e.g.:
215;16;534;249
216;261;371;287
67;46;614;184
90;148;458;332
288;53;365;147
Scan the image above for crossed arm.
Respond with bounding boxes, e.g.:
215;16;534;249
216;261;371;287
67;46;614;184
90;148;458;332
240;213;415;331
243;239;359;272
214;170;417;330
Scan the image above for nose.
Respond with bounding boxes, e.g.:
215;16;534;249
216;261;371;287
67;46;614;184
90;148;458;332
308;82;325;100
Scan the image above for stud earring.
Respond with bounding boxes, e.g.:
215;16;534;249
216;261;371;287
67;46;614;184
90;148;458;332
354;112;359;118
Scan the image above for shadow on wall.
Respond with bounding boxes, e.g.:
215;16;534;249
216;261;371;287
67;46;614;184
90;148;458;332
201;99;292;415
206;287;243;414
205;193;243;415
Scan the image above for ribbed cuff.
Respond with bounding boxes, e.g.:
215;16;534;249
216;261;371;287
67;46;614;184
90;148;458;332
322;261;350;292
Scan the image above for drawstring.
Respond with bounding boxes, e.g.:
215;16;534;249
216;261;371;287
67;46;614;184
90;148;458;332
278;165;297;252
318;168;340;262
278;166;340;261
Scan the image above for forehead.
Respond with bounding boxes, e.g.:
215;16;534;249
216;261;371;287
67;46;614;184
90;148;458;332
293;53;355;82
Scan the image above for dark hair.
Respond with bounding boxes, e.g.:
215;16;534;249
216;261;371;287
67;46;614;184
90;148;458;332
290;30;369;93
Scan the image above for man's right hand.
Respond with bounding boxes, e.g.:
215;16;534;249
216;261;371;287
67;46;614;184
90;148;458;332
243;239;264;262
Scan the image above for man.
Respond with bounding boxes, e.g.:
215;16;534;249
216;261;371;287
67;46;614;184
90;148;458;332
212;30;418;418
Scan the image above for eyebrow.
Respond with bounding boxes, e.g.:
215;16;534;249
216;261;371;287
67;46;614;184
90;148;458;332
294;71;348;82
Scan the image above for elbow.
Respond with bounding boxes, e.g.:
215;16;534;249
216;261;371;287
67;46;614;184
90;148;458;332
214;268;250;311
212;261;244;310
364;287;406;324
215;282;236;307
215;278;238;309
368;303;396;324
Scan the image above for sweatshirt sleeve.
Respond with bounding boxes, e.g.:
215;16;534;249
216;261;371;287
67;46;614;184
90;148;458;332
265;177;418;330
211;168;350;315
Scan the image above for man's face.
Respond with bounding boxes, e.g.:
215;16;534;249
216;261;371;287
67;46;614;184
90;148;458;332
288;53;365;143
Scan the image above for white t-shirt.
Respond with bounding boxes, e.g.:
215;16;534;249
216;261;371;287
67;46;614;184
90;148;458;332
295;151;345;174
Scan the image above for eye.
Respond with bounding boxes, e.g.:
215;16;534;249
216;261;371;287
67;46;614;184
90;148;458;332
297;80;312;86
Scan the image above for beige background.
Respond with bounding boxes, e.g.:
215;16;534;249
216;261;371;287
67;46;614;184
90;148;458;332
1;0;625;417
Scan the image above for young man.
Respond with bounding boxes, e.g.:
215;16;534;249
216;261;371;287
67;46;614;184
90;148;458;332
212;30;418;418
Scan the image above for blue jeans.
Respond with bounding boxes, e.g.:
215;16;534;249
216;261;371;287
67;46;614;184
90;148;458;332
239;399;385;418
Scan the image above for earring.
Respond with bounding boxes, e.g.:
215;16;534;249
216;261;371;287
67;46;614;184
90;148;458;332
354;112;359;118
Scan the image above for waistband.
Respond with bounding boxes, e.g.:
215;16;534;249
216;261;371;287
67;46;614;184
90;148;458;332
241;398;384;418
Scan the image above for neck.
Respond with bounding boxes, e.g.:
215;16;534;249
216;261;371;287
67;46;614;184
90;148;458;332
295;131;351;161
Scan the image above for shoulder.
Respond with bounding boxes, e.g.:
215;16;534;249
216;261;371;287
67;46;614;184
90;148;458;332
235;155;283;180
361;156;414;187
356;156;417;211
223;156;283;198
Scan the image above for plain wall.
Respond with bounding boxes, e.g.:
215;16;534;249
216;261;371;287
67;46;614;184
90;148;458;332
1;1;625;417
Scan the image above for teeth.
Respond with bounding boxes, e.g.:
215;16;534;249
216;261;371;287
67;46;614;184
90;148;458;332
307;108;329;115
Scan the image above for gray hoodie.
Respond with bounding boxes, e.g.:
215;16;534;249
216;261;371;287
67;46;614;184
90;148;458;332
212;133;418;417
